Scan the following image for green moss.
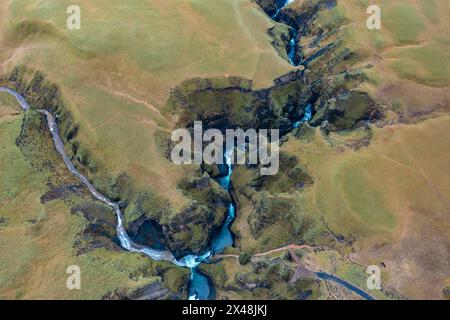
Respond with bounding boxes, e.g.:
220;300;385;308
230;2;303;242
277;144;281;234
330;91;377;130
238;253;251;265
316;4;349;29
166;76;299;133
250;152;313;193
338;166;396;230
8;19;69;45
124;189;172;227
0;101;187;299
199;263;228;288
154;130;173;160
270;81;311;117
248;191;297;237
179;175;230;214
163;267;190;296
292;123;315;142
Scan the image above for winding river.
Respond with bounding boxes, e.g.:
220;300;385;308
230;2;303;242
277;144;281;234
1;85;231;300
271;0;300;66
271;0;295;19
0;87;194;268
186;0;317;299
1;82;374;300
0;1;375;299
187;148;235;300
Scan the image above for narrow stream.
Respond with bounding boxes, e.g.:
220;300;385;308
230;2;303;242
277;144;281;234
293;103;312;128
188;148;235;300
271;0;300;66
2;83;232;300
0;87;191;268
187;0;313;298
1;4;375;297
271;0;295;19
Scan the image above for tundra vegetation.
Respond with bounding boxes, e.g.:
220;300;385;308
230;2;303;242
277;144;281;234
0;0;449;300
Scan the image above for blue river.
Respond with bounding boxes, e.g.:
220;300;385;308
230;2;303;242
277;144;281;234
188;148;235;300
1;8;375;298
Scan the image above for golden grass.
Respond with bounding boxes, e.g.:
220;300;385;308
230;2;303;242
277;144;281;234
0;97;161;299
315;0;450;117
282;115;450;299
1;0;449;299
0;0;293;210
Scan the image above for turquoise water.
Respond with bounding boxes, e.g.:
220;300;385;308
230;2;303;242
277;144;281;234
293;103;312;128
210;150;235;254
3;27;379;299
188;149;235;299
271;0;295;18
188;268;214;300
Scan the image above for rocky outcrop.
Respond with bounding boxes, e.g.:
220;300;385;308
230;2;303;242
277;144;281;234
255;0;289;17
5;67;234;260
167;67;381;141
166;76;312;135
5;0;386;265
219;257;320;299
165;0;385;245
249;151;313;193
40;184;84;203
0;217;8;228
443;287;450;300
162;202;223;258
104;269;189;300
127;281;171;300
254;0;385;132
122;174;231;258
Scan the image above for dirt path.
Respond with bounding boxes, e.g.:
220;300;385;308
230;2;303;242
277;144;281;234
215;243;318;260
97;84;170;128
253;243;315;257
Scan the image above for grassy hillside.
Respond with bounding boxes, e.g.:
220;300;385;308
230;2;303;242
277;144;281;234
309;0;450;116
220;0;449;300
0;0;291;298
290;1;449;298
0;0;291;210
0;0;448;300
275;115;450;299
226;115;449;300
0;92;188;299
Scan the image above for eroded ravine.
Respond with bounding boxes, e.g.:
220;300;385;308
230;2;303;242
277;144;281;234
187;148;235;300
0;87;202;270
0;86;233;300
1;81;375;300
0;0;377;300
186;0;307;299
